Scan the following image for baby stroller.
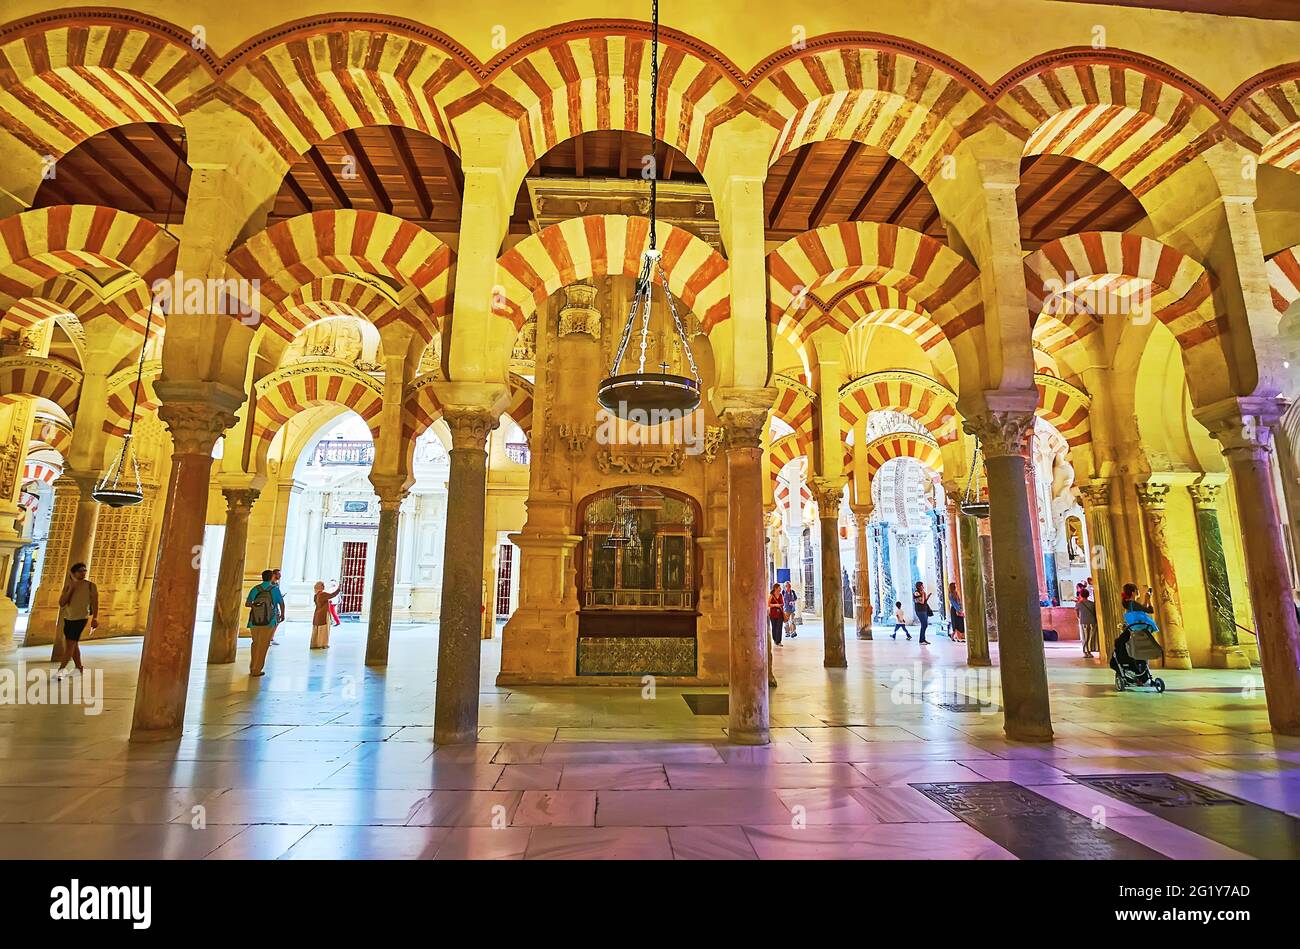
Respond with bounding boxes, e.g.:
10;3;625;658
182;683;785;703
1110;614;1166;693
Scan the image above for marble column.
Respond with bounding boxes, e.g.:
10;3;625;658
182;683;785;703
23;474;80;647
812;478;847;667
130;399;236;742
366;485;407;667
207;488;259;664
966;408;1052;741
957;511;991;667
48;469;103;662
1199;401;1300;734
1025;459;1048;604
721;403;771;745
850;503;873;639
433;407;498;745
1188;482;1251;669
1134;481;1193;669
1076;480;1123;660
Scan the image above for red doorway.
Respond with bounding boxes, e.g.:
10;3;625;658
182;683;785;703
495;543;514;617
339;541;367;614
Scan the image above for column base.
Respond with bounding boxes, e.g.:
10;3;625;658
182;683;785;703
728;727;770;745
1162;652;1193;670
1004;723;1054;743
968;657;993;668
823;657;848;669
1209;645;1252;670
433;726;477;746
856;624;874;640
129;725;183;743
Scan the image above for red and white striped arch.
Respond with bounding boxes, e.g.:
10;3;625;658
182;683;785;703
251;362;385;456
767;222;983;349
503;374;534;441
860;431;943;484
28;414;72;458
1267;246;1300;315
771;372;816;437
767;431;810;494
751;45;988;182
1;274;161;341
102;362;160;438
217;27;477;163
1023;232;1220;355
227;210;454;321
996;59;1221;199
0;19;205;168
1227;74;1300;173
266;274;440;344
21;458;61;488
1035;372;1092;449
492;215;729;330
0;356;82;420
0;206;178;305
839;370;960;445
464;31;741;177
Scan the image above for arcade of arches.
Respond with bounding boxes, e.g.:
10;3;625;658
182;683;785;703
3;2;1300;756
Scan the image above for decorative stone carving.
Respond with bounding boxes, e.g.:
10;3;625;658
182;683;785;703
556;423;594;454
595;446;684;475
221;487;259;515
719;410;767;451
557;283;602;338
157;402;237;455
809;478;846;518
1076;480;1111;508
700;425;724;463
1187;482;1222;509
963;410;1035;458
443;407;499;452
1134;481;1171;510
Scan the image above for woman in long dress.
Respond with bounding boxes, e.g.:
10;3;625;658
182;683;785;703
311;581;340;649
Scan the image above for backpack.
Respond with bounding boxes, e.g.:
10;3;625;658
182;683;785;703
249;585;277;627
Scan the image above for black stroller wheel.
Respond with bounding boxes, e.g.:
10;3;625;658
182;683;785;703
1115;672;1126;692
1154;678;1165;693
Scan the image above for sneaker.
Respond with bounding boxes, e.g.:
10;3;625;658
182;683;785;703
906;633;912;641
891;632;897;640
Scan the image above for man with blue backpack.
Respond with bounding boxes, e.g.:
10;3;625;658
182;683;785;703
246;569;285;677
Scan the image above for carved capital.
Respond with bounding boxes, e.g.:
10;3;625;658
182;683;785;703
557;282;602;339
963;409;1035;458
443;407;499;452
1076;480;1111;509
1194;396;1285;462
1134;481;1171;511
809;477;846;517
157;401;237;455
221;487;259;516
1187;482;1222;510
719;409;767;451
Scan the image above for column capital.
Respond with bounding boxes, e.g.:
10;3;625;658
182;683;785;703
441;406;500;452
963;406;1035;458
370;472;412;509
1187;481;1224;510
1135;480;1172;510
849;502;874;524
157;401;238;456
220;487;259;514
717;387;776;452
1076;479;1112;509
809;477;846;517
1194;395;1288;460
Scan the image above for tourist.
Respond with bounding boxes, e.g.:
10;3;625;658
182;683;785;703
1076;587;1099;658
913;581;932;645
891;600;911;640
245;569;284;677
55;562;97;678
1121;582;1155;618
767;584;785;648
947;581;965;642
328;581;342;627
270;567;284;644
311;581;340;649
782;580;798;639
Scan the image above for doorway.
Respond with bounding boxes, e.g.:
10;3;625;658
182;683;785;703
339;540;367;615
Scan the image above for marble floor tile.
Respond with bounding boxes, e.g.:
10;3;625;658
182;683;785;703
595;789;794;826
511;789;597;826
433;827;532;860
204;824;315;860
851;759;988;786
667;825;759;859
557;764;669;790
407;790;523;826
495;764;563;790
664;762;874;789
281;824;452;859
525;826;672;859
774;787;880;825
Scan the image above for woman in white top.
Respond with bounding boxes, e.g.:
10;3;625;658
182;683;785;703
56;562;98;676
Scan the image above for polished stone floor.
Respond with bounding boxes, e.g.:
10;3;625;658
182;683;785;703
2;618;1298;859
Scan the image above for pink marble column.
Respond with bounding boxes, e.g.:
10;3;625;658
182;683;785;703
1024;459;1048;603
722;406;770;745
1076;480;1123;661
966;408;1052;741
433;408;498;745
1134;481;1193;669
850;504;873;639
812;478;847;668
130;400;235;742
207;488;258;665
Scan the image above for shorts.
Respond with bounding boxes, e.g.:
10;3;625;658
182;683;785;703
62;618;88;642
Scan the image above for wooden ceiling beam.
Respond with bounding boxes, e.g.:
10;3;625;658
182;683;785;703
307;146;353;209
574;136;585;177
1069;186;1141;234
1030;174;1106;238
809;141;863;230
1017;159;1087;228
77;139;156;210
884;176;927;226
386;126;433;219
341;130;392;214
848;154;898;221
282;170;313;215
107;128;186;201
768;145;811;230
435;140;464;208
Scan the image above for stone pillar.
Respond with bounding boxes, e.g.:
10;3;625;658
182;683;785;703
1198;401;1300;733
1134;481;1193;669
811;478;847;667
365;485;407;667
46;469;103;662
207;487;259;664
1188;482;1251;669
965;407;1052;741
850;504;873;639
957;511;991;667
1076;480;1123;660
24;474;80;646
720;398;772;745
130;397;237;742
1024;458;1048;603
433;406;498;745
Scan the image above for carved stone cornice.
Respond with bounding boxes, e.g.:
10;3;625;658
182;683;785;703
809;477;847;517
442;407;500;452
221;487;259;515
1134;481;1172;511
1187;482;1223;510
963;410;1035;458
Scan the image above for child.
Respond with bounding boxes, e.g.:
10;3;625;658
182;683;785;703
891;601;911;640
311;581;340;649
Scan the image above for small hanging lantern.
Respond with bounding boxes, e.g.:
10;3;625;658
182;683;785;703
960;439;990;518
93;129;185;509
596;0;701;420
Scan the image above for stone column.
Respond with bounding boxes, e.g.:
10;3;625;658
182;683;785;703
1024;459;1048;603
957;511;991;667
1134;481;1193;669
130;397;237;742
965;407;1052;741
365;484;407;667
206;487;258;664
46;469;104;660
811;478;847;668
433;406;498;745
23;474;80;647
850;503;873;639
1188;482;1251;669
720;398;772;745
1076;480;1123;660
1198;401;1300;733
